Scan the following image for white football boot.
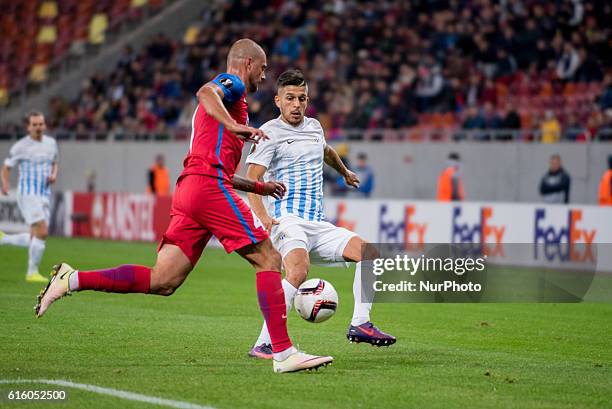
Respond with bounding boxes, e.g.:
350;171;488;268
273;350;333;373
35;263;75;317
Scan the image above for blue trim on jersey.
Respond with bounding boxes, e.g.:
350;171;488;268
216;168;257;244
298;162;308;218
307;167;318;221
213;121;256;244
19;163;24;193
274;165;282;219
26;161;31;194
215;123;224;166
33;160;39;196
286;163;297;213
318;192;324;221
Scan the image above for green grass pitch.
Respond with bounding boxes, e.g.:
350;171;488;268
0;237;610;409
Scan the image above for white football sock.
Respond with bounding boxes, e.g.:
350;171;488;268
69;271;80;291
351;262;372;326
255;279;298;346
273;346;298;362
27;237;46;275
0;232;30;247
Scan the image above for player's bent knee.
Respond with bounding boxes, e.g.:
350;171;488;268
156;285;177;297
150;276;179;296
344;236;370;262
150;267;186;296
31;223;48;240
285;267;308;287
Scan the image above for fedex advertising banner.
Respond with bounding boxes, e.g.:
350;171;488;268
324;199;611;273
60;193;610;271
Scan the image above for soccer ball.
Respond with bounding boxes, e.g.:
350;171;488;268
294;279;338;323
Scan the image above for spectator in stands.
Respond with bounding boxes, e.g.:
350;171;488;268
563;114;589;141
540;110;562;143
598;155;612;206
498;104;521;140
3;0;612;140
147;154;170;196
598;75;612;110
482;102;502;134
539;154;571;204
598;109;612;141
494;48;517;79
351;153;374;198
556;43;581;81
461;106;484;140
575;48;604;82
437;152;464;202
415;57;444;112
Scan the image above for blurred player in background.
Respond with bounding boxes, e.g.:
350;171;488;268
245;69;396;359
35;39;332;373
1;111;58;283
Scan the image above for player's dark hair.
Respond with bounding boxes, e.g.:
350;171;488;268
24;110;44;126
276;69;307;91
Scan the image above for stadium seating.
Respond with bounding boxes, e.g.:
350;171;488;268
0;0;610;140
0;0;168;106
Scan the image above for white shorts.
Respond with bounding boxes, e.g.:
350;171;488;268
17;194;50;226
271;215;357;265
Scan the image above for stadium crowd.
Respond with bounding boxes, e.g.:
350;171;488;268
9;0;612;140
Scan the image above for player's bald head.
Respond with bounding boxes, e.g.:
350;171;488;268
227;38;266;65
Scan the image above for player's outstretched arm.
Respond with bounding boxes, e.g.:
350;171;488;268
1;164;10;195
196;83;268;144
243;164;282;233
323;144;360;188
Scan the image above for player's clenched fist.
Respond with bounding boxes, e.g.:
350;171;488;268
263;181;286;199
254;181;286;200
344;170;360;188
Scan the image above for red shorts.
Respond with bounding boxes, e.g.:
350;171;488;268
158;174;268;266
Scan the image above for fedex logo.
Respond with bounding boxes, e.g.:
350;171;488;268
452;207;505;256
534;209;596;263
379;204;427;249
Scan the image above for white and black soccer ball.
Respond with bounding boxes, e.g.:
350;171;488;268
294;279;338;323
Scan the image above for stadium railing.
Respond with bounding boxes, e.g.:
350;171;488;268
0;127;611;142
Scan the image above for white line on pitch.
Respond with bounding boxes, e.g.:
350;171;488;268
0;379;216;409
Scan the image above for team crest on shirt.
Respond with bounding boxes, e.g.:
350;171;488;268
220;77;233;88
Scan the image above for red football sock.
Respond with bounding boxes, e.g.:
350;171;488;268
256;270;293;353
77;265;151;293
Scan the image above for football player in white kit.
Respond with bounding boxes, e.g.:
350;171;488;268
1;111;58;283
246;70;395;359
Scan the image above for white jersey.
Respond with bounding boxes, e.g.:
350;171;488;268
4;135;58;197
246;116;325;222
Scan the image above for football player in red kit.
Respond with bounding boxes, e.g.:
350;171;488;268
35;39;332;373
